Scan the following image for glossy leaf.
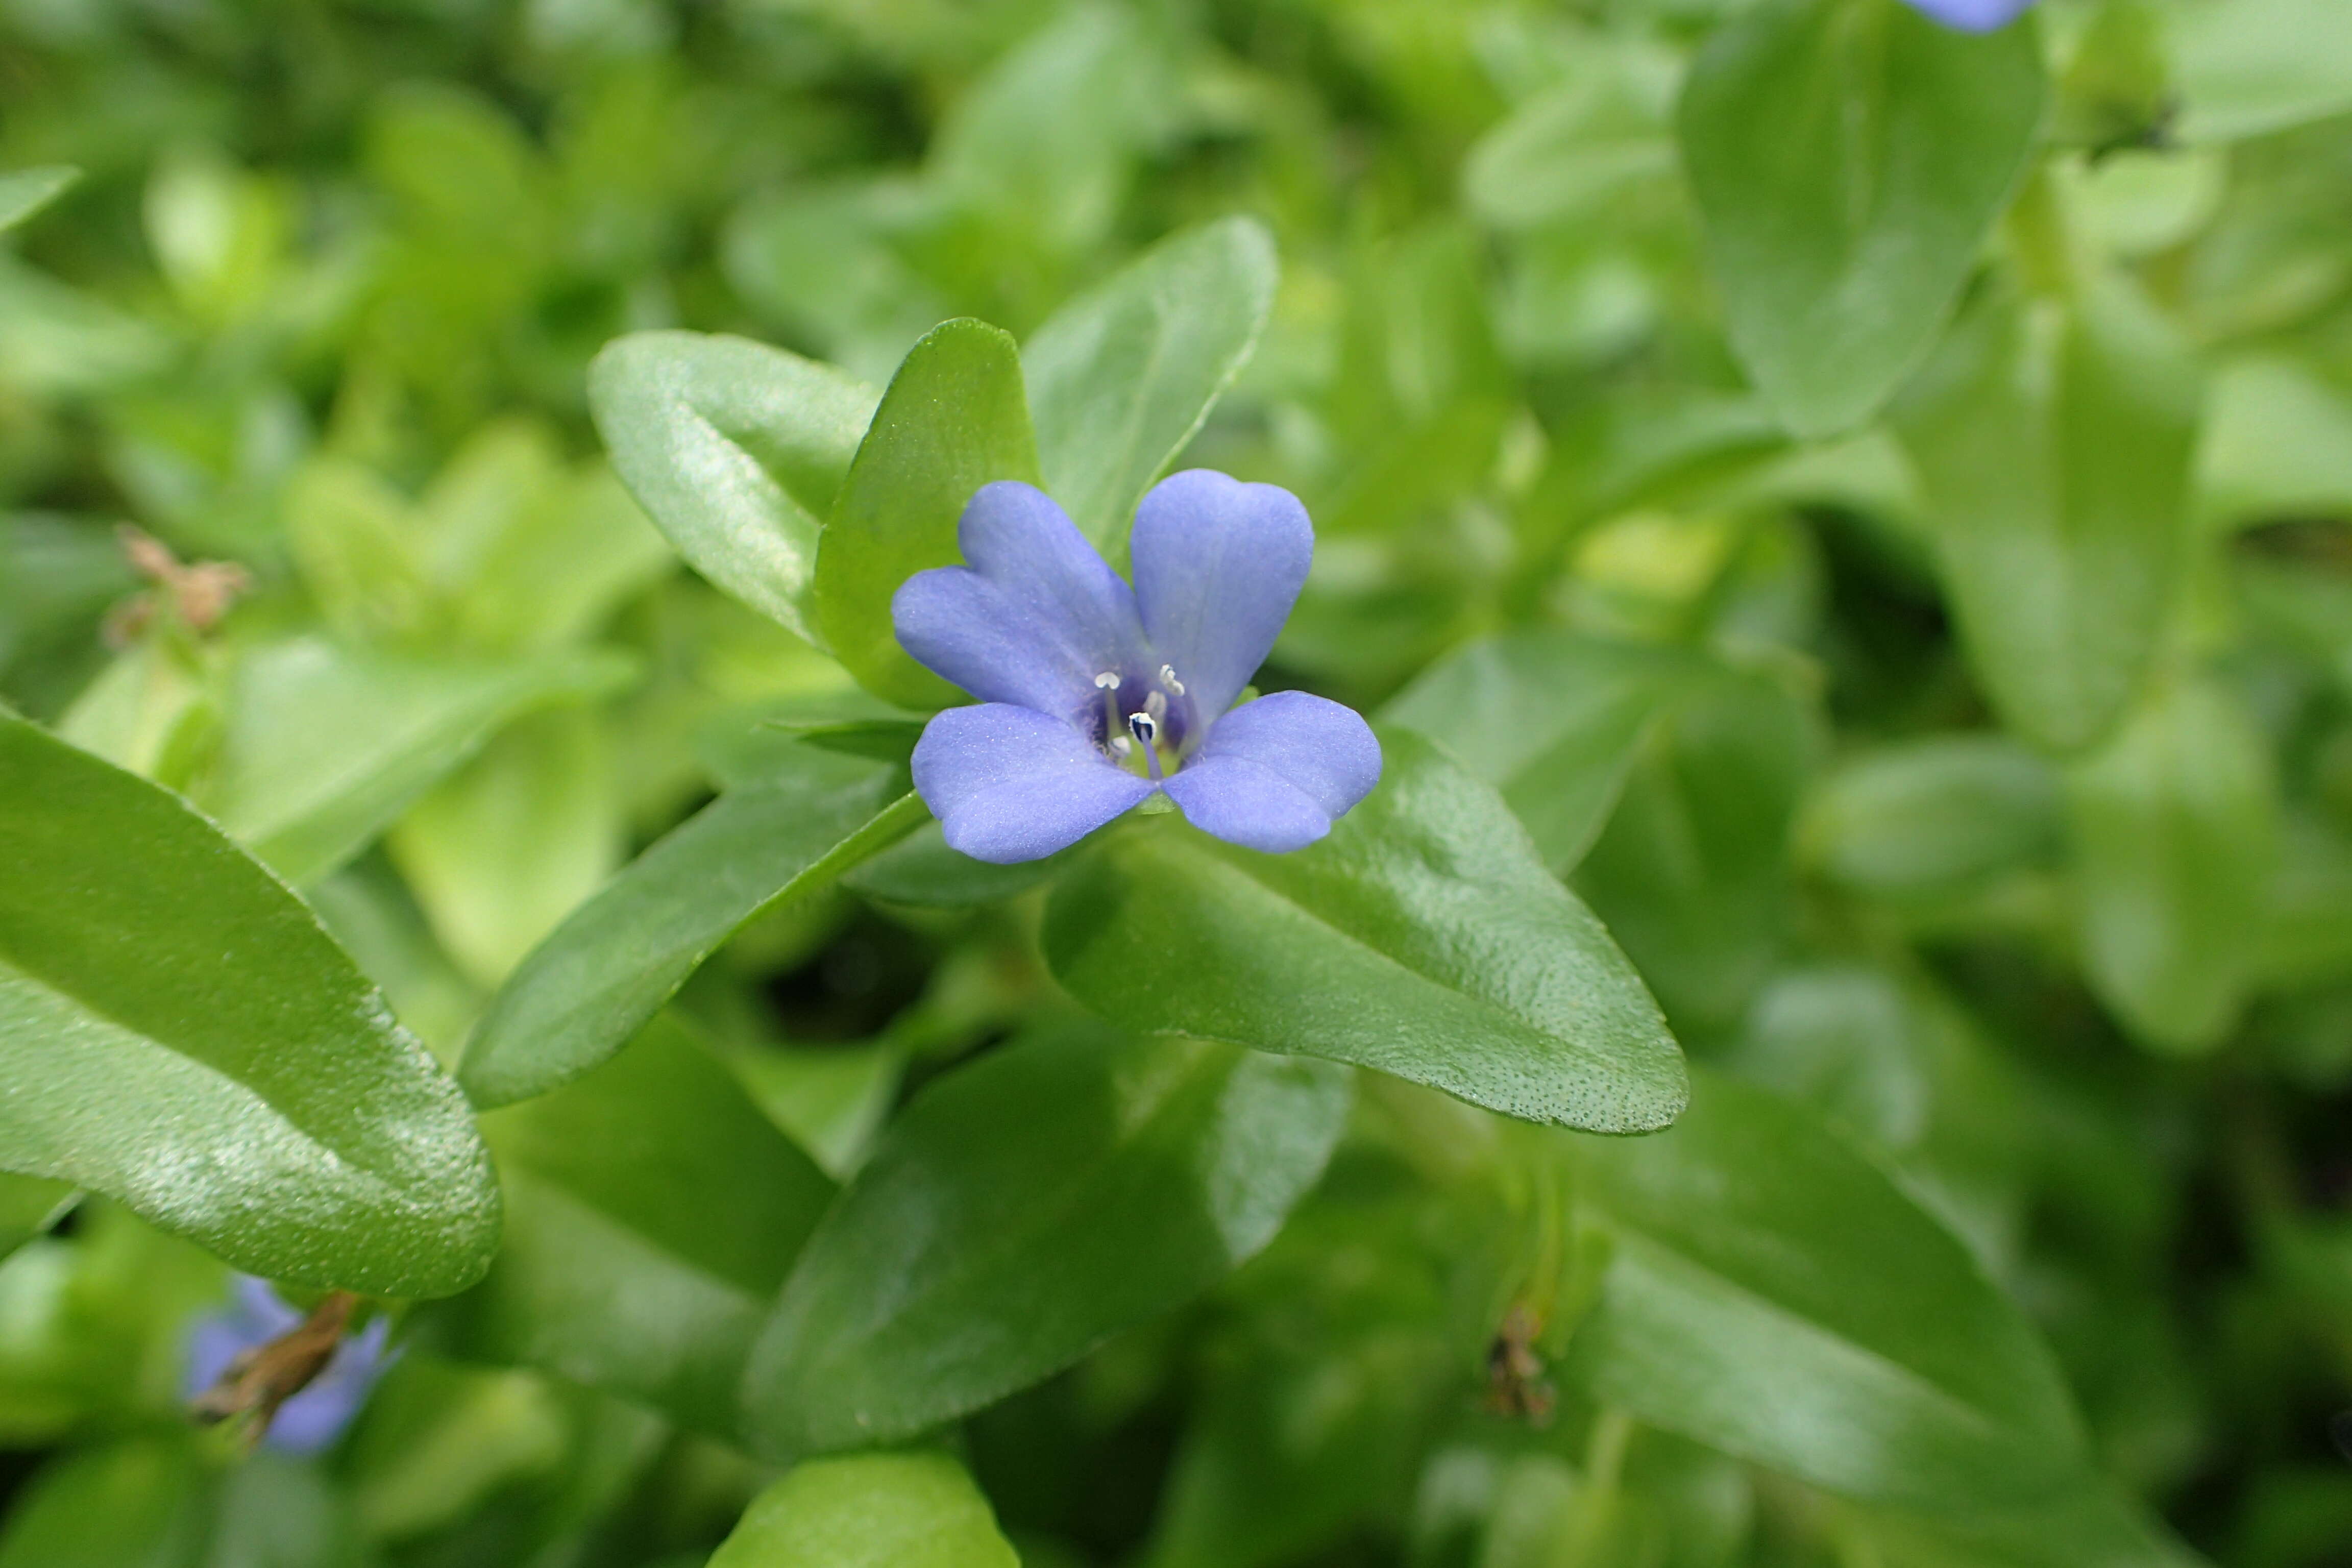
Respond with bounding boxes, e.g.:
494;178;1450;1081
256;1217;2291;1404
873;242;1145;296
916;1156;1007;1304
445;1017;835;1436
1382;630;1696;873
2066;676;2279;1054
1678;0;2044;436
1044;730;1686;1133
814;318;1040;708
1563;1069;2089;1511
0;167;76;234
196;635;631;887
460;747;925;1108
742;1021;1350;1457
709;1452;1018;1568
0;715;498;1296
1024;216;1277;554
1895;278;2202;753
590;331;880;641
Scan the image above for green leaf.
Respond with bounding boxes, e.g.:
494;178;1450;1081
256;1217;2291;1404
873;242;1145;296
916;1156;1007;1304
2173;0;2352;144
1044;729;1686;1133
1573;664;1822;1037
0;167;76;234
1677;0;2044;436
709;1452;1018;1568
2066;675;2279;1054
0;715;498;1296
442;1016;835;1436
196;635;632;887
815;319;1040;708
0;1438;211;1568
0;1174;74;1262
2194;354;2352;533
1846;1482;2205;1568
1024;216;1277;554
1381;631;1697;873
460;747;925;1108
1563;1068;2089;1512
843;820;1062;908
742;1021;1350;1457
1894;277;2202;753
386;706;625;989
1800;734;2061;900
590;331;881;641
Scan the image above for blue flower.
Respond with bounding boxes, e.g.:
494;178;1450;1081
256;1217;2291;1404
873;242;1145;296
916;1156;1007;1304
1898;0;2033;31
893;470;1382;864
184;1276;392;1454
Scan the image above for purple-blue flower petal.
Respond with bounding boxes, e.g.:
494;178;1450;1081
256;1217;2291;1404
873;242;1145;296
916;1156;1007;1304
1162;691;1381;853
893;481;1149;721
1897;0;2032;31
1130;470;1313;722
913;702;1157;863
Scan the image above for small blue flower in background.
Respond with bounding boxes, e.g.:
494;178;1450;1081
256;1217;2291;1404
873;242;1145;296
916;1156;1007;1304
893;470;1381;864
185;1276;391;1454
1898;0;2035;32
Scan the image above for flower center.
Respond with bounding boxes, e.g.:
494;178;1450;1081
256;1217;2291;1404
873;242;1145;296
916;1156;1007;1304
1093;666;1192;778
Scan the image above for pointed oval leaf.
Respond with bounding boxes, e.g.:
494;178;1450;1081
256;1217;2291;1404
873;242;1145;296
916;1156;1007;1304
814;318;1040;708
460;747;926;1108
1024;216;1278;553
2066;676;2280;1054
439;1016;835;1436
1563;1068;2090;1512
590;331;880;641
710;1453;1018;1568
1678;0;2045;436
0;167;76;234
1044;729;1686;1133
0;716;498;1296
196;635;633;888
1382;631;1698;873
1895;278;2202;752
742;1022;1351;1458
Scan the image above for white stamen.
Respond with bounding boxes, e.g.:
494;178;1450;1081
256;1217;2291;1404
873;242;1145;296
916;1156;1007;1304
1160;664;1185;696
1109;734;1133;757
1093;671;1121;689
1144;690;1168;725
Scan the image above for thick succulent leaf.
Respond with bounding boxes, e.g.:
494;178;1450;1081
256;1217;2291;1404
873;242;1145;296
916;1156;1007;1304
742;1021;1350;1457
460;746;925;1108
1024;216;1277;555
709;1452;1019;1568
1678;0;2044;436
0;715;499;1296
589;330;880;641
815;318;1041;708
1044;729;1686;1133
1564;1069;2090;1512
441;1017;835;1436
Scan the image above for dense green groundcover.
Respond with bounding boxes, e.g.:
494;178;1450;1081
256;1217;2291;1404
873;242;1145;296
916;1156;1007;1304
3;0;2351;1562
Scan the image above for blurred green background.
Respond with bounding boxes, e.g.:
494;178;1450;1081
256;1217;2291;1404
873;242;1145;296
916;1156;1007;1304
2;0;2350;1564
